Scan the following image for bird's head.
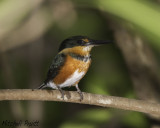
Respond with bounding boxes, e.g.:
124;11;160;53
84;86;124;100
58;36;112;55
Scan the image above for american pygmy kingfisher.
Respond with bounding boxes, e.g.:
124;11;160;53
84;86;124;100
38;36;111;101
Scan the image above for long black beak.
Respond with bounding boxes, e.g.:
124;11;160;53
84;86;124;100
87;40;112;46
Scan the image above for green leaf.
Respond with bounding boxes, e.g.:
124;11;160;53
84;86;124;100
96;0;160;48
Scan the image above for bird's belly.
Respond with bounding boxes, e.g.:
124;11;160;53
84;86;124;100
59;69;85;88
47;70;85;89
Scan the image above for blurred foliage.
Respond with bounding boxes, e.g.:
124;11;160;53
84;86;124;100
122;112;149;128
60;109;112;128
96;0;160;50
0;0;159;128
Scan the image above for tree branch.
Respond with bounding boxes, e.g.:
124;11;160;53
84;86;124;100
0;89;160;116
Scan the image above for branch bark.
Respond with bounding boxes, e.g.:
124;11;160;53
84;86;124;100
0;89;160;117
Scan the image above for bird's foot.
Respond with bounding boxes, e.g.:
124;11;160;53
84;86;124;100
77;90;83;101
76;84;83;101
58;87;64;100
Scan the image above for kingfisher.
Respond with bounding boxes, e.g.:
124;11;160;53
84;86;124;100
38;36;111;101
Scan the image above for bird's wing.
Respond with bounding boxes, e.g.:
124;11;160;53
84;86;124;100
44;53;66;84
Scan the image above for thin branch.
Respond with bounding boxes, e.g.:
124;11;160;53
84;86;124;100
0;89;160;116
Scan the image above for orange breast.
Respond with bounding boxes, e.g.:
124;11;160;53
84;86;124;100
53;55;91;85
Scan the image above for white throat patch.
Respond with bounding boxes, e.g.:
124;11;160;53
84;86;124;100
83;46;93;52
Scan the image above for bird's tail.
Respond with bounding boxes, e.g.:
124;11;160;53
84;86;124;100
37;83;46;89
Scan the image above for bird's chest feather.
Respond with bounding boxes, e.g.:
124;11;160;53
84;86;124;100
53;55;91;86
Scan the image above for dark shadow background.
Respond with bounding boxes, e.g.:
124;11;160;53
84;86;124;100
0;0;160;128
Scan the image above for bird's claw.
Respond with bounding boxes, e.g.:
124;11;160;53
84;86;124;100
75;84;83;101
78;91;83;101
58;87;64;100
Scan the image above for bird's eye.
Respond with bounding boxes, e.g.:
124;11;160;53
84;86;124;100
77;40;85;45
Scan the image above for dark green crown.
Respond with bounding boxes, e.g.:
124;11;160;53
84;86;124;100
58;36;90;51
58;35;112;52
